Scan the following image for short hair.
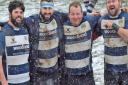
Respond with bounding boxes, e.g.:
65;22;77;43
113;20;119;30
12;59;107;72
8;0;25;13
69;1;83;13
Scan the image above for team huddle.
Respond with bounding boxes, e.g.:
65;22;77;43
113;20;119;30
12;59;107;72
0;0;128;85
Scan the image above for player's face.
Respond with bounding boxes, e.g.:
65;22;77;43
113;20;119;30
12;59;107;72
10;7;24;27
40;7;54;20
69;6;83;26
107;0;121;16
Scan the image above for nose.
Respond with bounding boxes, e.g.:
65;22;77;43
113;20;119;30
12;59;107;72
73;14;79;19
17;12;23;16
109;2;114;5
45;8;51;14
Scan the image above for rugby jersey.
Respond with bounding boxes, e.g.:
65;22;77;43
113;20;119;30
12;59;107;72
63;15;100;75
99;11;128;72
0;23;30;84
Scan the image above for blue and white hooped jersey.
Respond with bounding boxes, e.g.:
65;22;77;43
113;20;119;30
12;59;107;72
64;20;93;75
100;12;128;72
0;24;30;84
37;19;59;73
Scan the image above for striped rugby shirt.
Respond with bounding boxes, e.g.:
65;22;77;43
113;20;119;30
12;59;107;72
63;15;100;75
99;11;128;72
0;23;30;84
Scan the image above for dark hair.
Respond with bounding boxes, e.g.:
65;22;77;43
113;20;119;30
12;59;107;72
69;1;83;13
8;0;25;13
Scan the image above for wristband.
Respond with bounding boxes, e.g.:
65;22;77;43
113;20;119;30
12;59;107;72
112;23;120;31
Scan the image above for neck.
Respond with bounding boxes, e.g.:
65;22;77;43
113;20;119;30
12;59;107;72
8;20;20;30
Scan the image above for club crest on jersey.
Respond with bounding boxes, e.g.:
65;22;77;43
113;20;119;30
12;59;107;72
66;28;70;33
11;37;16;44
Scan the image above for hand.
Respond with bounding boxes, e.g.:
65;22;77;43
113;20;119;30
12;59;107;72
1;80;8;85
121;7;128;13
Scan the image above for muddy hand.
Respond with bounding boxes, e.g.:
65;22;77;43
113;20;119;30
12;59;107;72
121;7;128;13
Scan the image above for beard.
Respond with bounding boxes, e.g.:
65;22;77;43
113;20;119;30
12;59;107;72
40;13;53;23
108;8;119;17
41;12;52;20
10;16;24;28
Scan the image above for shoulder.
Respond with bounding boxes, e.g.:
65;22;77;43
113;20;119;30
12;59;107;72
28;14;39;19
63;20;71;25
3;23;11;30
83;15;100;27
25;14;40;26
84;15;100;22
119;11;128;19
98;15;108;22
53;12;62;19
26;14;39;22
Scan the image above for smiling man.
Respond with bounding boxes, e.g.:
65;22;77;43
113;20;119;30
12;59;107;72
25;0;66;85
62;1;100;85
98;0;128;85
0;0;30;85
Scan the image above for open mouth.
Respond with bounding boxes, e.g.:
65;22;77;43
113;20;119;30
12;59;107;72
109;6;116;13
44;14;51;19
16;17;22;23
110;6;115;10
45;14;50;17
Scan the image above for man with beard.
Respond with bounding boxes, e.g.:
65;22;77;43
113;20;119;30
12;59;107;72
0;0;30;85
25;0;66;85
0;0;98;85
98;0;128;84
25;0;101;84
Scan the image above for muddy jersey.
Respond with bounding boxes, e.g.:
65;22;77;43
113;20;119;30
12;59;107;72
25;12;65;74
63;15;99;75
37;18;59;73
98;11;128;72
0;24;30;84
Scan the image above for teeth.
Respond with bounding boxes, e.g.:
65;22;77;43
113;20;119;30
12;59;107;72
17;18;21;20
110;6;114;9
